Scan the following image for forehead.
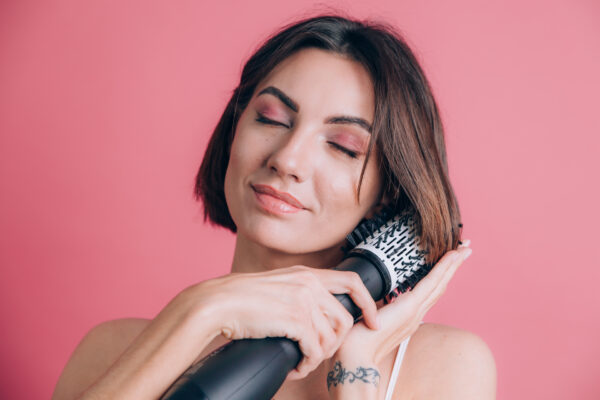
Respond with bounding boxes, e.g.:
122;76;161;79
254;48;375;122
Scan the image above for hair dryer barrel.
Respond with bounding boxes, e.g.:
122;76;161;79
161;337;301;400
333;253;389;303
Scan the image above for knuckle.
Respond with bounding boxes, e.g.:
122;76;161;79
299;311;314;328
326;346;338;359
326;338;339;358
289;312;303;326
309;345;323;362
296;285;313;299
342;313;354;330
346;271;362;287
352;274;364;288
295;268;311;277
301;270;319;285
294;272;315;288
291;312;311;332
323;329;337;348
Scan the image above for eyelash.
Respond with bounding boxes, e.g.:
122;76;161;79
255;113;358;159
255;114;287;127
328;142;358;159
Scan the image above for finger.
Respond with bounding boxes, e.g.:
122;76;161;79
287;320;323;380
311;307;339;358
288;292;336;380
291;270;361;336
274;266;377;331
421;246;470;309
405;250;460;303
317;290;355;333
409;247;470;322
320;297;356;352
378;247;470;330
428;246;470;297
317;270;379;330
364;247;472;347
279;293;323;379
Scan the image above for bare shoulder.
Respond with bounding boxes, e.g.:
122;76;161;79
395;322;497;399
52;318;151;400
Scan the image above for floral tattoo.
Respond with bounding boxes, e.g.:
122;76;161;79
326;361;380;390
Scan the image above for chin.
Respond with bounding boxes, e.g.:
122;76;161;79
241;218;348;258
243;223;310;254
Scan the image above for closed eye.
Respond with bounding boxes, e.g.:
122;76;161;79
256;112;358;159
328;142;358;159
255;112;289;128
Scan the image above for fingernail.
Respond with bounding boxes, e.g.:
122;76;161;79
462;239;471;247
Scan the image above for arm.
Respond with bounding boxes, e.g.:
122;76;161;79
52;289;222;400
52;267;381;399
52;318;150;400
324;325;496;400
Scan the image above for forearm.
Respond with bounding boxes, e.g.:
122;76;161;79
325;359;382;400
77;295;221;399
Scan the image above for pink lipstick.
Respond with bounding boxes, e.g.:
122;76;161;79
251;184;305;214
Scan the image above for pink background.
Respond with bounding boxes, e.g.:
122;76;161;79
1;0;599;398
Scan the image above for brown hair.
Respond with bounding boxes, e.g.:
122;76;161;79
194;13;462;263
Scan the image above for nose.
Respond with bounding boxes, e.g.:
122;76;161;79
266;127;315;183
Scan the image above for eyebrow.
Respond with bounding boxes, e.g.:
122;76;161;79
256;86;372;133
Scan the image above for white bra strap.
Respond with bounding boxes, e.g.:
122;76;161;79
384;336;411;400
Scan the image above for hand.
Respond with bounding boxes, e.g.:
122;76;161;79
328;241;472;366
183;265;380;380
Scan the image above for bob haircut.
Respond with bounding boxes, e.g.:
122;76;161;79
194;13;462;263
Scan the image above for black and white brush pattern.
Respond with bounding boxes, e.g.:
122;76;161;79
344;207;434;295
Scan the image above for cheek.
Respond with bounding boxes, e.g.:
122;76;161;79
228;129;265;174
317;169;361;211
317;160;381;215
224;130;251;202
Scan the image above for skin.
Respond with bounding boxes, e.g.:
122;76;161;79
224;47;383;270
51;49;496;400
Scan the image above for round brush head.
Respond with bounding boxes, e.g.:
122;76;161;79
343;207;433;295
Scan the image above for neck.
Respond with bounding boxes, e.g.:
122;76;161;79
230;234;347;273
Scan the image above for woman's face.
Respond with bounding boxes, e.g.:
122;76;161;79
224;48;382;256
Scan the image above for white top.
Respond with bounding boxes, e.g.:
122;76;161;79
383;335;411;400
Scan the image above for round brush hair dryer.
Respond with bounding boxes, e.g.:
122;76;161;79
161;208;434;400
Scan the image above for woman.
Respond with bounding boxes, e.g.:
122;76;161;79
53;14;496;399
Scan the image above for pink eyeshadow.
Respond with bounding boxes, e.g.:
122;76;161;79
331;132;368;152
258;104;285;120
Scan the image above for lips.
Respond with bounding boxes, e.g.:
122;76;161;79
251;184;306;209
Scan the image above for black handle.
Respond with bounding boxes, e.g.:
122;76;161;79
161;337;301;400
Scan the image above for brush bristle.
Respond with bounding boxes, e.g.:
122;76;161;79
343;207;433;294
342;206;394;251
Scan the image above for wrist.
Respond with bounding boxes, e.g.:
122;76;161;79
325;358;381;400
329;346;376;367
179;282;228;340
187;299;223;339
